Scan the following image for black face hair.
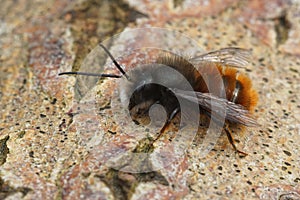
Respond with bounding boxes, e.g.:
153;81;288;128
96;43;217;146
58;43;129;80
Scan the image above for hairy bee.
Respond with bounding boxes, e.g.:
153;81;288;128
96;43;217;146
59;44;258;156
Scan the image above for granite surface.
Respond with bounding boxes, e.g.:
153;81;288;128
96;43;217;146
0;0;299;199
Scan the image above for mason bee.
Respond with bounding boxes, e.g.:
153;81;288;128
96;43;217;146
59;44;258;156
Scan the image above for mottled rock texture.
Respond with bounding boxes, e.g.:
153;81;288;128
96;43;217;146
0;0;299;199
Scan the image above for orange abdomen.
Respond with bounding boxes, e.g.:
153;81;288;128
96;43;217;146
194;64;258;112
220;66;258;112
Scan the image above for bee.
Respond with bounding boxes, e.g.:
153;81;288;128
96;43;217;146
59;44;258;156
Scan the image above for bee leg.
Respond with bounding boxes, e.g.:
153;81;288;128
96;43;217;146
153;107;180;142
224;125;248;156
202;110;248;156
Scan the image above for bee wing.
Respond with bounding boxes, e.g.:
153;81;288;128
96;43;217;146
190;48;251;68
172;88;258;126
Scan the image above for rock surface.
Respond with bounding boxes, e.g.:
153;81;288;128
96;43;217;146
0;0;299;199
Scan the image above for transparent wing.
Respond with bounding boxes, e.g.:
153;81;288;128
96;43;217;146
172;88;258;126
190;48;251;68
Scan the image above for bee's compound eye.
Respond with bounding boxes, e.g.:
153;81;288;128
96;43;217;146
133;120;140;125
136;108;142;115
148;103;167;129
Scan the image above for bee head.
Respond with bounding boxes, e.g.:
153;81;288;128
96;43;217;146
119;64;182;126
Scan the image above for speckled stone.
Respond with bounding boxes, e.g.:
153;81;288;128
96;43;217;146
0;0;299;199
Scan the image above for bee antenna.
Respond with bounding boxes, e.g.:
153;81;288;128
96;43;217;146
58;71;122;78
99;43;129;80
58;44;129;79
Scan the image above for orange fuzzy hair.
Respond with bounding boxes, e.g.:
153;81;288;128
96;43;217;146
235;73;258;112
